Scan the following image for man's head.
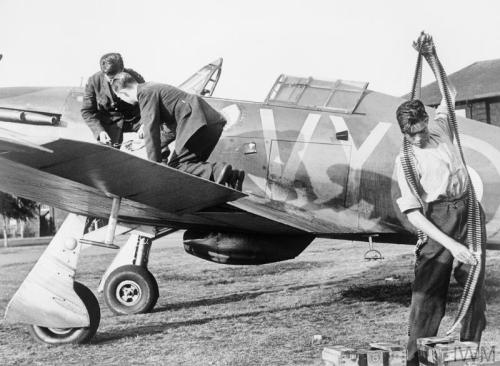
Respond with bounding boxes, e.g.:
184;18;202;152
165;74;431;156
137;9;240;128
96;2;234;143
396;99;430;147
100;53;124;81
111;72;139;105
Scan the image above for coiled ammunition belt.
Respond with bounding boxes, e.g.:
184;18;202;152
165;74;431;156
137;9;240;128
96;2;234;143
401;39;484;335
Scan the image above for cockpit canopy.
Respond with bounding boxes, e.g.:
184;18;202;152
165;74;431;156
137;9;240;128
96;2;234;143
265;74;368;114
178;59;368;114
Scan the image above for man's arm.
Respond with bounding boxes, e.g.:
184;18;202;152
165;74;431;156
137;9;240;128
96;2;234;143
395;157;477;265
139;89;163;162
81;78;110;143
431;81;457;142
416;33;457;141
406;210;478;265
125;68;145;84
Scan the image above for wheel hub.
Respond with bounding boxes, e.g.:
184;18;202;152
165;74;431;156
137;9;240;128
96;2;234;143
46;327;73;335
116;280;142;306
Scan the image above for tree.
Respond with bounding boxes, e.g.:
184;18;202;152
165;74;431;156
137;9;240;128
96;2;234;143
0;192;38;247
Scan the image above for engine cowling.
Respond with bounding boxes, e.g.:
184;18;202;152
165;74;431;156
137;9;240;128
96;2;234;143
183;230;315;265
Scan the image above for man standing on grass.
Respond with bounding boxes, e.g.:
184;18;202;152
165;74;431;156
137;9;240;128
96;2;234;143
394;33;486;366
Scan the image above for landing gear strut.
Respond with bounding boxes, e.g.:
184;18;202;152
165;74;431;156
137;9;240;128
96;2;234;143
98;228;175;315
4;199;172;344
4;214;100;345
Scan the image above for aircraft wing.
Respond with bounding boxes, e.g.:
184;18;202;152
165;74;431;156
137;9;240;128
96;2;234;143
0;135;307;234
0;136;243;213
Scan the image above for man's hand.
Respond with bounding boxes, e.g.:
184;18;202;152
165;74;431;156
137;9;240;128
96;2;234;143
413;31;435;55
99;131;111;145
447;240;479;265
137;125;144;139
406;210;479;266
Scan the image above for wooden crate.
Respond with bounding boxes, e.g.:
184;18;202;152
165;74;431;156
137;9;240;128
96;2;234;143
417;336;479;366
322;345;390;366
322;346;359;366
370;342;407;366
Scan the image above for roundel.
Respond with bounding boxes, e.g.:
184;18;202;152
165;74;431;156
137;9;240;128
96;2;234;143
467;166;483;201
461;134;500;235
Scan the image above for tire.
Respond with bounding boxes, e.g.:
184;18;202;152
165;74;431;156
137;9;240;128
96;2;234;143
103;265;159;315
29;281;101;345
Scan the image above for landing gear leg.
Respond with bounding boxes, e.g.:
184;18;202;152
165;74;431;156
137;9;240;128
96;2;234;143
99;230;159;315
4;214;101;344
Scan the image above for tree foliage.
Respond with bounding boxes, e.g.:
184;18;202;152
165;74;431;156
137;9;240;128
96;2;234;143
0;192;38;221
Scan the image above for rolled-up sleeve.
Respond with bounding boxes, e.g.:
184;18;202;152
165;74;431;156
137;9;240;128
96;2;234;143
395;156;422;214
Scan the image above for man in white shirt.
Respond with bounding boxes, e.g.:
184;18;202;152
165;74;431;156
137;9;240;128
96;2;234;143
394;34;486;366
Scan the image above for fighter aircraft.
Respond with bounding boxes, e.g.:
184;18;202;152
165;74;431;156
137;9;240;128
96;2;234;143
1;57;500;345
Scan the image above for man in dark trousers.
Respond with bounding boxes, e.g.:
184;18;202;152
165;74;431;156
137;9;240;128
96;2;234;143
111;71;242;187
394;33;486;366
81;53;145;146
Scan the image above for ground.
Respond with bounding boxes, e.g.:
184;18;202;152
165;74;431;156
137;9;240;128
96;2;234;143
0;234;499;366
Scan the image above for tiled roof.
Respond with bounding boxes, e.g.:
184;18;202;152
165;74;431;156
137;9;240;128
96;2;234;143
402;59;500;105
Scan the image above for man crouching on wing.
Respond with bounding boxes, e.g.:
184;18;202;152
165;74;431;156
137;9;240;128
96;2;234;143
81;53;145;146
111;72;244;189
394;33;486;366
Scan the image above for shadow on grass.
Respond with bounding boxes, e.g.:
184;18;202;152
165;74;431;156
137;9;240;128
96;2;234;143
153;278;344;312
150;261;330;284
153;290;276;311
340;267;500;307
340;281;412;306
95;254;500;344
208;261;330;278
94;298;340;344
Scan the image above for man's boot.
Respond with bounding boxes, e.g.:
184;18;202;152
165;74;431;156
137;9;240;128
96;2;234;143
215;164;232;185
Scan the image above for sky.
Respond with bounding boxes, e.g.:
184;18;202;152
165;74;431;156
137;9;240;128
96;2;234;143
0;0;499;101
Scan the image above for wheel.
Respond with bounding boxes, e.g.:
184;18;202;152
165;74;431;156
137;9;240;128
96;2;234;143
29;281;101;345
103;265;159;315
364;249;383;261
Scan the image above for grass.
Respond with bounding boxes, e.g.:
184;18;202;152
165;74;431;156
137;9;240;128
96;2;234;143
0;235;498;365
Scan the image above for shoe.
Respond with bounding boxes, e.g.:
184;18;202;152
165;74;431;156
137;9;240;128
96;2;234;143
215;164;232;184
227;169;239;189
235;170;245;191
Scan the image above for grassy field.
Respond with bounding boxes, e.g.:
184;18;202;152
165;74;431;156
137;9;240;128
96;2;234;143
0;234;499;365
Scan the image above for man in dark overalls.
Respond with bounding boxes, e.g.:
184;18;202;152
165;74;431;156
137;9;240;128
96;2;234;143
81;53;173;161
81;53;144;145
394;34;486;366
111;71;243;188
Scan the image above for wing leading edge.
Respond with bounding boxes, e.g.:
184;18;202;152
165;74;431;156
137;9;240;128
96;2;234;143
0;137;244;214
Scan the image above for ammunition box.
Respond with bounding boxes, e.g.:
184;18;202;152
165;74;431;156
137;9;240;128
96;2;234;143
370;342;407;366
417;336;478;366
322;346;389;366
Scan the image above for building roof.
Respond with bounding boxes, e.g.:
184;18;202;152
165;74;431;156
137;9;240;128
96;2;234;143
403;59;500;105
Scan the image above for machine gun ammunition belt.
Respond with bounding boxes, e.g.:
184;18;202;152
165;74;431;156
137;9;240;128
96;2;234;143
402;40;485;335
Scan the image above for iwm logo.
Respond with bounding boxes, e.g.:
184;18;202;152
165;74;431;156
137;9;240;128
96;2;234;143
441;345;496;363
460;345;496;363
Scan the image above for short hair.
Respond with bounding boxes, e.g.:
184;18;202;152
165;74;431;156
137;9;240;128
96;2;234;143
100;53;124;76
396;99;428;133
111;72;138;92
